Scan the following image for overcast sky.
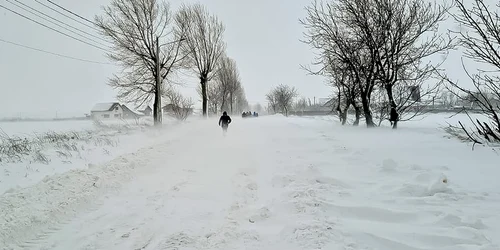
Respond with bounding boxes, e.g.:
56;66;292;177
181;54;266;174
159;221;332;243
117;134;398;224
0;0;330;118
0;0;484;118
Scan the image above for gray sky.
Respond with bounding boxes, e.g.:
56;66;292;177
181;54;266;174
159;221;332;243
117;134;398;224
0;0;328;118
0;0;484;118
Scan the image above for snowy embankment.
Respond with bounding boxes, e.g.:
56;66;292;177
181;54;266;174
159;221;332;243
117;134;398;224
0;116;184;194
1;114;499;250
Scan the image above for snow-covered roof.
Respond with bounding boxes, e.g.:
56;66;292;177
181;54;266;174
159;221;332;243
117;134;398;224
91;102;119;112
138;105;152;111
121;105;145;116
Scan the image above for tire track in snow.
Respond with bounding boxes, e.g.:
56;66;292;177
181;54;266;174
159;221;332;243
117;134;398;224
269;164;358;249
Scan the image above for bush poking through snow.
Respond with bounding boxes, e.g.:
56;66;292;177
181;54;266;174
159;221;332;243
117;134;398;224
0;129;118;164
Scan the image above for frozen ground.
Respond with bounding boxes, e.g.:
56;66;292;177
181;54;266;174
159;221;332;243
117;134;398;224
1;114;499;250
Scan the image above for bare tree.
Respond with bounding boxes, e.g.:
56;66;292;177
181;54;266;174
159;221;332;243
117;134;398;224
388;79;442;124
301;0;454;128
294;97;308;113
300;0;379;127
199;80;223;115
324;57;363;125
175;3;226;117
198;58;247;116
216;55;240;114
267;84;298;116
365;0;453;129
371;86;390;126
233;84;249;114
206;82;222;115
437;0;500;145
266;92;278;114
95;0;186;126
163;86;194;121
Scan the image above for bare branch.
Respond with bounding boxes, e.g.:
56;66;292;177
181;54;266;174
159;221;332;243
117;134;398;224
439;0;500;145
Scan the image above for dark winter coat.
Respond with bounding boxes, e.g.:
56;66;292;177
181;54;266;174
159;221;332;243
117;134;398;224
219;115;232;127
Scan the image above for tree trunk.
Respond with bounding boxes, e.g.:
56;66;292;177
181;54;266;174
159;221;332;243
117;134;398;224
336;92;343;123
220;97;226;114
154;36;162;126
230;93;233;114
353;105;361;126
336;105;343;123
385;84;399;129
153;93;161;126
341;110;348;125
200;75;208;117
340;102;350;125
360;94;375;127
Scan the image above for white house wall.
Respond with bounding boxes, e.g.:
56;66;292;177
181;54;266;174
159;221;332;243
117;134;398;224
91;105;123;120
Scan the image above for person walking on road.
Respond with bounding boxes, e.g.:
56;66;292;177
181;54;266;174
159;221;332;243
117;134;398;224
218;111;232;135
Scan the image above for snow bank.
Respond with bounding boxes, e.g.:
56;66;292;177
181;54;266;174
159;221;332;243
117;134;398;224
0;116;189;195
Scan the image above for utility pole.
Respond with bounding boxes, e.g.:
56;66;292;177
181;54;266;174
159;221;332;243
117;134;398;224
154;36;162;126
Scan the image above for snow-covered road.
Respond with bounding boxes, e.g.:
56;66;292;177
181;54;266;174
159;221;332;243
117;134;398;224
2;115;499;250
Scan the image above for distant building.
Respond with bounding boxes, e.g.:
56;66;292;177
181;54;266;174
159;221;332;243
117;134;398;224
322;97;337;109
142;106;152;116
463;92;500;110
90;102;123;119
317;98;330;106
120;104;145;119
90;102;144;120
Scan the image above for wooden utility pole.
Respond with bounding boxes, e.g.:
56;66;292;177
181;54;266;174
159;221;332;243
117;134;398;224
154;36;162;126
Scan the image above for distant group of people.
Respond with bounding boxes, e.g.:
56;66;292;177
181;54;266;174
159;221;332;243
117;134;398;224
218;110;261;135
242;111;258;118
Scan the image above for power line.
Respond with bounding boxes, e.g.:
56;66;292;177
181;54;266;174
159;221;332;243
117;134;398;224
10;0;109;44
43;0;143;41
0;38;116;65
34;0;100;33
5;0;110;48
46;0;95;25
0;4;109;52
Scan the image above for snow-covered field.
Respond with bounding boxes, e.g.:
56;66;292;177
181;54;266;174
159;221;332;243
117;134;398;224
1;113;499;250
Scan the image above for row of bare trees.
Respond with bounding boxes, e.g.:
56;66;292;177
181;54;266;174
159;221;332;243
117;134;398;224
300;0;453;129
266;84;299;116
300;0;500;144
202;55;249;115
94;0;246;125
